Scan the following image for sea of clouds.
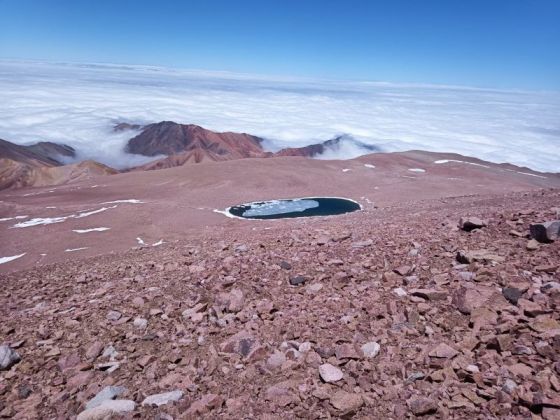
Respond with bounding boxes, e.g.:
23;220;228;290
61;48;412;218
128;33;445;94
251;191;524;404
0;60;559;171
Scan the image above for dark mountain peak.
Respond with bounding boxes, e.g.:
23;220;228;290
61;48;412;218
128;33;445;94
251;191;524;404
26;141;76;160
113;122;145;132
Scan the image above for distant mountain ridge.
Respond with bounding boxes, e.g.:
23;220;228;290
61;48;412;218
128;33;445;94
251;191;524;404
0;138;115;190
0;139;75;167
122;121;379;170
0;121;383;188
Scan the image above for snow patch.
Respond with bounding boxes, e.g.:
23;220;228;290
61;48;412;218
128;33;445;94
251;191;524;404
408;168;426;173
72;227;111;233
136;237;146;245
76;206;117;218
342;168;351;172
0;253;26;264
12;205;118;228
101;199;143;204
514;171;547;179
213;209;240;219
434;159;491;169
64;247;89;252
0;215;28;222
364;164;376;169
152;239;164;247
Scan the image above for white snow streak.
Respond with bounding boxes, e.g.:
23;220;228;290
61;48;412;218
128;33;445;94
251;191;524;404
0;215;28;222
12;205;118;228
101;199;144;204
434;159;491;168
72;227;111;233
0;253;26;264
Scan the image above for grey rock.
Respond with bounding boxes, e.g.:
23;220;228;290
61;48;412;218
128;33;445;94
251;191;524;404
289;275;306;286
460;216;487;231
502;287;523;305
406;372;426;383
133;317;148;329
77;400;136;420
142;390;183;407
319;363;343;382
351;239;373;248
542;282;560;294
266;351;286;369
502;379;517;395
530;220;560;243
86;386;127;410
361;341;380;358
279;261;292;270
0;345;20;370
106;310;122;321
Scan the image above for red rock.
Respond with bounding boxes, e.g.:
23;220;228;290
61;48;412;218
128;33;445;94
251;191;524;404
330;390;363;415
186;393;222;415
410;288;447;301
429;343;458;359
407;396;438;416
335;343;362;360
85;342;104;360
452;286;495;315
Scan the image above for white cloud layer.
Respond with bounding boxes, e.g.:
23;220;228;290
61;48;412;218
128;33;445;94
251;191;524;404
0;60;559;171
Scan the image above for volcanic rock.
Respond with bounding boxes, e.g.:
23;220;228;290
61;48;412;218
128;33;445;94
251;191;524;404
502;287;523;305
289;275;307;286
530;220;560;242
459;216;487;231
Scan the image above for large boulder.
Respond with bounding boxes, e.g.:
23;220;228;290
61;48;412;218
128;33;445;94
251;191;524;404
0;345;20;370
530;220;560;243
77;400;136;420
459;217;487;231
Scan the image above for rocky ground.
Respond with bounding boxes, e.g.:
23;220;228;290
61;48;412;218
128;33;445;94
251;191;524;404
1;188;560;419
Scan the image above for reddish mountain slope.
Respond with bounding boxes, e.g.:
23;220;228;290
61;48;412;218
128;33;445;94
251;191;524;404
0;138;115;190
125;121;266;158
0;138;75;166
0;158;117;190
124;121;382;170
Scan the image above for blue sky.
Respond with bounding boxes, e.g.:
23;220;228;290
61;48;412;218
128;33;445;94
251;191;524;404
0;0;559;89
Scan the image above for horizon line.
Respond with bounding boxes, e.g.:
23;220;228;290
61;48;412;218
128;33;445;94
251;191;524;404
1;57;557;95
